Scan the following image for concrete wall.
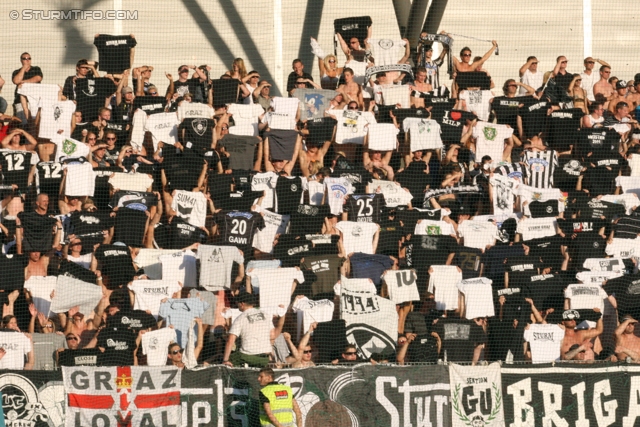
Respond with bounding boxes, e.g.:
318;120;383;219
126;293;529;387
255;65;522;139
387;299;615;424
0;1;635;104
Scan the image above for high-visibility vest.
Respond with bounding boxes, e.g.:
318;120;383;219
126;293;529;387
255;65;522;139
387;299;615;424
259;383;295;427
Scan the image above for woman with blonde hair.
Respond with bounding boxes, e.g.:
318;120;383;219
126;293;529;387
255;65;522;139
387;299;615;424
311;38;343;90
225;58;247;80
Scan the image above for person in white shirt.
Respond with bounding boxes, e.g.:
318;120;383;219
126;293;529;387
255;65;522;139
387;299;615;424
0;315;35;370
519;56;543;95
580;57;611;102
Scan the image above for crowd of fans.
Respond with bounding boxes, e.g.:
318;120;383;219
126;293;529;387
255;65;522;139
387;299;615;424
1;24;640;371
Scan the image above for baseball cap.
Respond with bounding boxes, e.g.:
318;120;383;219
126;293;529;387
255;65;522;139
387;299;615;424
616;80;628;90
121;86;133;95
235;292;257;306
563;310;580;320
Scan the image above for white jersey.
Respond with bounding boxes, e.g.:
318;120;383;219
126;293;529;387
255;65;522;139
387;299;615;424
324;177;353;216
144;112;179;149
252;206;290;254
307;181;324;206
366;123;398;151
159;250;197;287
605;238;640;259
368;39;407;66
129;109;147;151
335;221;379;255
229;307;273;355
129;280;182;317
24;276;57;316
251;171;278;209
39;100;75;140
580;71;598;102
171;190;207;227
68;253;93;269
522;150;558;189
17;83;59;113
515;184;563;212
564;283;608;312
370;180;412;207
196;245;244;291
516;217;558;241
615;176;640;197
330;110;376;145
142;328;177;366
458;220;498;250
177;102;214;121
457;277;495;319
108;173;154;192
52;134;90;161
228;103;264;137
382;269;420;304
380;85;411;107
291;297;334;339
473;122;513;164
402;118;443;151
135;249;181;280
628;154;640;177
414;219;455;236
0;331;31;369
64;162;95;197
428;265;462;311
601;193;640;215
490;173;515;216
524;324;565;364
459;89;494;121
248;267;305;309
583;257;626;273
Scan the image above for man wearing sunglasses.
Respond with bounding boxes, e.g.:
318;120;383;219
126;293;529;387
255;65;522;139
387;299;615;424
11;52;43;121
581;57;610;102
518;56;543;97
57;333;101;367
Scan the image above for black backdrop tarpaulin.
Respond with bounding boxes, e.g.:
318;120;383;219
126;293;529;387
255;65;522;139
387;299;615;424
333;16;372;48
501;364;640;427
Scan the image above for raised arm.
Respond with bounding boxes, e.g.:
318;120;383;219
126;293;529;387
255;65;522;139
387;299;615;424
470;41;498;70
519;58;534;78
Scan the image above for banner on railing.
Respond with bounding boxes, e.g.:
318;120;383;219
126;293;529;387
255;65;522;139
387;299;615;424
449;363;504;427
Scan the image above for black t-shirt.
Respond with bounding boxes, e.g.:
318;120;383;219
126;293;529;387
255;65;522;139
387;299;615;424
69;210;113;246
0;150;32;190
218;135;259;171
578;198;626;220
396;208;442;234
12;66;43;104
180;118;215;155
273;234;317;267
491;96;522;129
36;161;63;200
424;97;455;124
113;208;148;247
376;223;404;256
18;211;57;253
58;259;97;284
554;158;583;193
343;193;386;224
482;244;525;288
75;78;117;121
211;79;239;106
435;109;475;143
332;167;373;194
529;200;559;218
581;165;619;196
404;234;456;272
93;35;137;74
94;244;135;288
526;235;564;270
505;255;540;289
132;96;167;115
169;217;206;249
289;204;331;236
395;164;432;203
97;327;136;366
0;254;27;291
568;232;607;267
546;108;583;151
107;310;156;333
576;128;619;159
453;246;483;279
306;117;336;144
214;210;265;253
614;216;640;240
58;348;102;367
109;191;158;212
286;72;314;94
433;318;486;363
162;149;205;192
604;274;640;319
274;176;304;215
518;97;549;138
522;273;565;311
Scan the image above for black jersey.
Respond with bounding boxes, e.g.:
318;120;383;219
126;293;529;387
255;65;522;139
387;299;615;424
169;217;206;249
215;211;265;252
36;161;63;197
518;97;549;138
491;96;522;129
274;176;303;215
546;108;583;151
93;34;137;74
180;118;215;155
343;193;386;223
0;150;32;190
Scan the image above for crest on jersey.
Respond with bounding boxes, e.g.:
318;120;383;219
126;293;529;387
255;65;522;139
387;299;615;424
483;127;497;141
351;226;362;237
54;105;62;121
63;138;77;155
291;184;298;192
378;39;393;50
192;119;207;136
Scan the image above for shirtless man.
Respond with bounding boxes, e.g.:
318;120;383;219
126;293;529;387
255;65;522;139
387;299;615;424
593;66;615;109
560;309;603;360
451;41;498;73
298;139;331;176
615;316;640;362
337;68;363;109
626;80;640;112
609;80;629;114
337;26;372;63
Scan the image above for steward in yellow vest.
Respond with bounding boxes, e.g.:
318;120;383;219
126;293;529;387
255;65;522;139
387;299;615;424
258;367;302;427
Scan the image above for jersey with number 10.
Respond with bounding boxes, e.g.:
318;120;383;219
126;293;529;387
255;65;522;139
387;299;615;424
344;193;386;223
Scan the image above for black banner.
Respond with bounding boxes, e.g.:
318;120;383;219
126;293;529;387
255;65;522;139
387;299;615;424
501;364;640;427
0;370;64;427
